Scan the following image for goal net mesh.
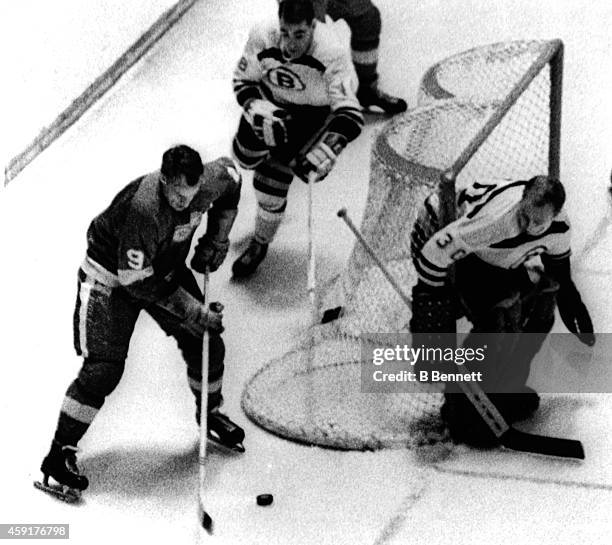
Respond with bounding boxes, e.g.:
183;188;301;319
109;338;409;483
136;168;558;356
241;40;562;450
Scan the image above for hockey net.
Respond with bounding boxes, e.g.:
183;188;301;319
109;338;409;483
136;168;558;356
242;40;563;450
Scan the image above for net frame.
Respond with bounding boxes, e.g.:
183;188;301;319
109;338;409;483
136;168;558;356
242;39;564;451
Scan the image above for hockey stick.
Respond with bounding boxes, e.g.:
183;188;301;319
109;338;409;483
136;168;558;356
337;207;585;460
198;267;213;534
307;170;319;325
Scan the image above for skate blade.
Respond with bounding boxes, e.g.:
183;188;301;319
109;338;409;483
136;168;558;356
207;437;245;454
34;480;81;503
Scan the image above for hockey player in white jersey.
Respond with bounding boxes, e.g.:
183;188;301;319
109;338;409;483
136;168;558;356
231;0;364;277
410;175;595;447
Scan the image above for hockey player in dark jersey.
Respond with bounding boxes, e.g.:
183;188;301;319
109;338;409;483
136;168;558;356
410;175;595;447
231;0;364;277
35;145;244;502
312;0;407;115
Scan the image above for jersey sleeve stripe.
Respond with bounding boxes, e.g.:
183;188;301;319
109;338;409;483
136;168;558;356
418;253;448;273
414;266;446;287
466;180;528;219
233;80;264;107
118;266;154;286
414;256;447;282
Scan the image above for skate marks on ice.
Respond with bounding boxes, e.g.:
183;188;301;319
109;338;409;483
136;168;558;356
370;471;430;545
432;394;612;491
372;470;612;545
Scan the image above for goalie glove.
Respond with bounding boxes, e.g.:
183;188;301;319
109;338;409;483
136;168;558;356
244;98;290;147
556;282;595;346
191;235;229;273
294;130;347;182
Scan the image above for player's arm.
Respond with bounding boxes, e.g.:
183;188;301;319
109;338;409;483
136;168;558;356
233;24;291;147
415;222;469;288
191;158;242;274
410;207;497;333
117;208;219;332
116;207;169;303
542;250;594;346
233;24;267;107
294;51;363;180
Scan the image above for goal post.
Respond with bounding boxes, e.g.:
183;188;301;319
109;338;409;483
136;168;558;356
241;39;565;451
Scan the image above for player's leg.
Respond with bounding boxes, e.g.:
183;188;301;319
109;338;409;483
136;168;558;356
38;269;138;498
441;258;533;445
491;273;559;420
148;268;244;450
327;0;407;115
231;158;293;277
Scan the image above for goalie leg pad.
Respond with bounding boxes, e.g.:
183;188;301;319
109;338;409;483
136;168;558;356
409;280;455;333
409;281;456;381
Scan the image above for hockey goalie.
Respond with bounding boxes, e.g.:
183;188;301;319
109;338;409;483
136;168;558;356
409;175;595;447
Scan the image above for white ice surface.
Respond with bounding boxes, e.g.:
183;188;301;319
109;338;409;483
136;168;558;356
1;1;611;544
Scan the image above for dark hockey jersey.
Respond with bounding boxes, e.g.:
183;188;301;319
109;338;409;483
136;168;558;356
412;178;571;288
83;157;241;303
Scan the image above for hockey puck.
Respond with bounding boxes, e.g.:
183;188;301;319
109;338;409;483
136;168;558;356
256;493;273;506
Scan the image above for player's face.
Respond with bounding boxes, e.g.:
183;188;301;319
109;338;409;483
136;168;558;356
518;201;556;236
161;173;201;211
279;19;314;60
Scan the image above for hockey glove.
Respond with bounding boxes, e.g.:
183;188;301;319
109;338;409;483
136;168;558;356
556;282;595;346
244;98;290;147
157;286;224;335
294;131;347;182
191;235;229;273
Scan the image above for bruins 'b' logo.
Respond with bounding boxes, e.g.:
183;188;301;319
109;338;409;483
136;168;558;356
266;67;306;90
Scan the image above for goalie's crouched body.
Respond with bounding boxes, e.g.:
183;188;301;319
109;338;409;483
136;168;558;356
410;175;595;447
230;0;363;278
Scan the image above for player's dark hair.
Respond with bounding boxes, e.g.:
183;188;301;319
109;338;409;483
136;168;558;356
525;175;566;214
161;145;204;186
278;0;315;24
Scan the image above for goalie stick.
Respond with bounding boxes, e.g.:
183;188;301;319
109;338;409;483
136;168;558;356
198;267;214;535
337;207;585;460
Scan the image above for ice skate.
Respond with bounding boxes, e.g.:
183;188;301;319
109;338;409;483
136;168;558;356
207;410;245;453
232;239;268;278
357;85;407;115
34;441;89;503
490;387;541;423
440;394;499;448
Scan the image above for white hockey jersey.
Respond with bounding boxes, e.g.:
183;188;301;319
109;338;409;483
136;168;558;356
412;179;571;288
233;18;360;114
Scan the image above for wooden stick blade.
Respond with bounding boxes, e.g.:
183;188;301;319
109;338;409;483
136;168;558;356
501;428;585;460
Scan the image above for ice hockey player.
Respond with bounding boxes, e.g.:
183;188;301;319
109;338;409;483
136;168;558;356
409;175;595;447
36;145;244;502
312;0;407;115
231;0;364;277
